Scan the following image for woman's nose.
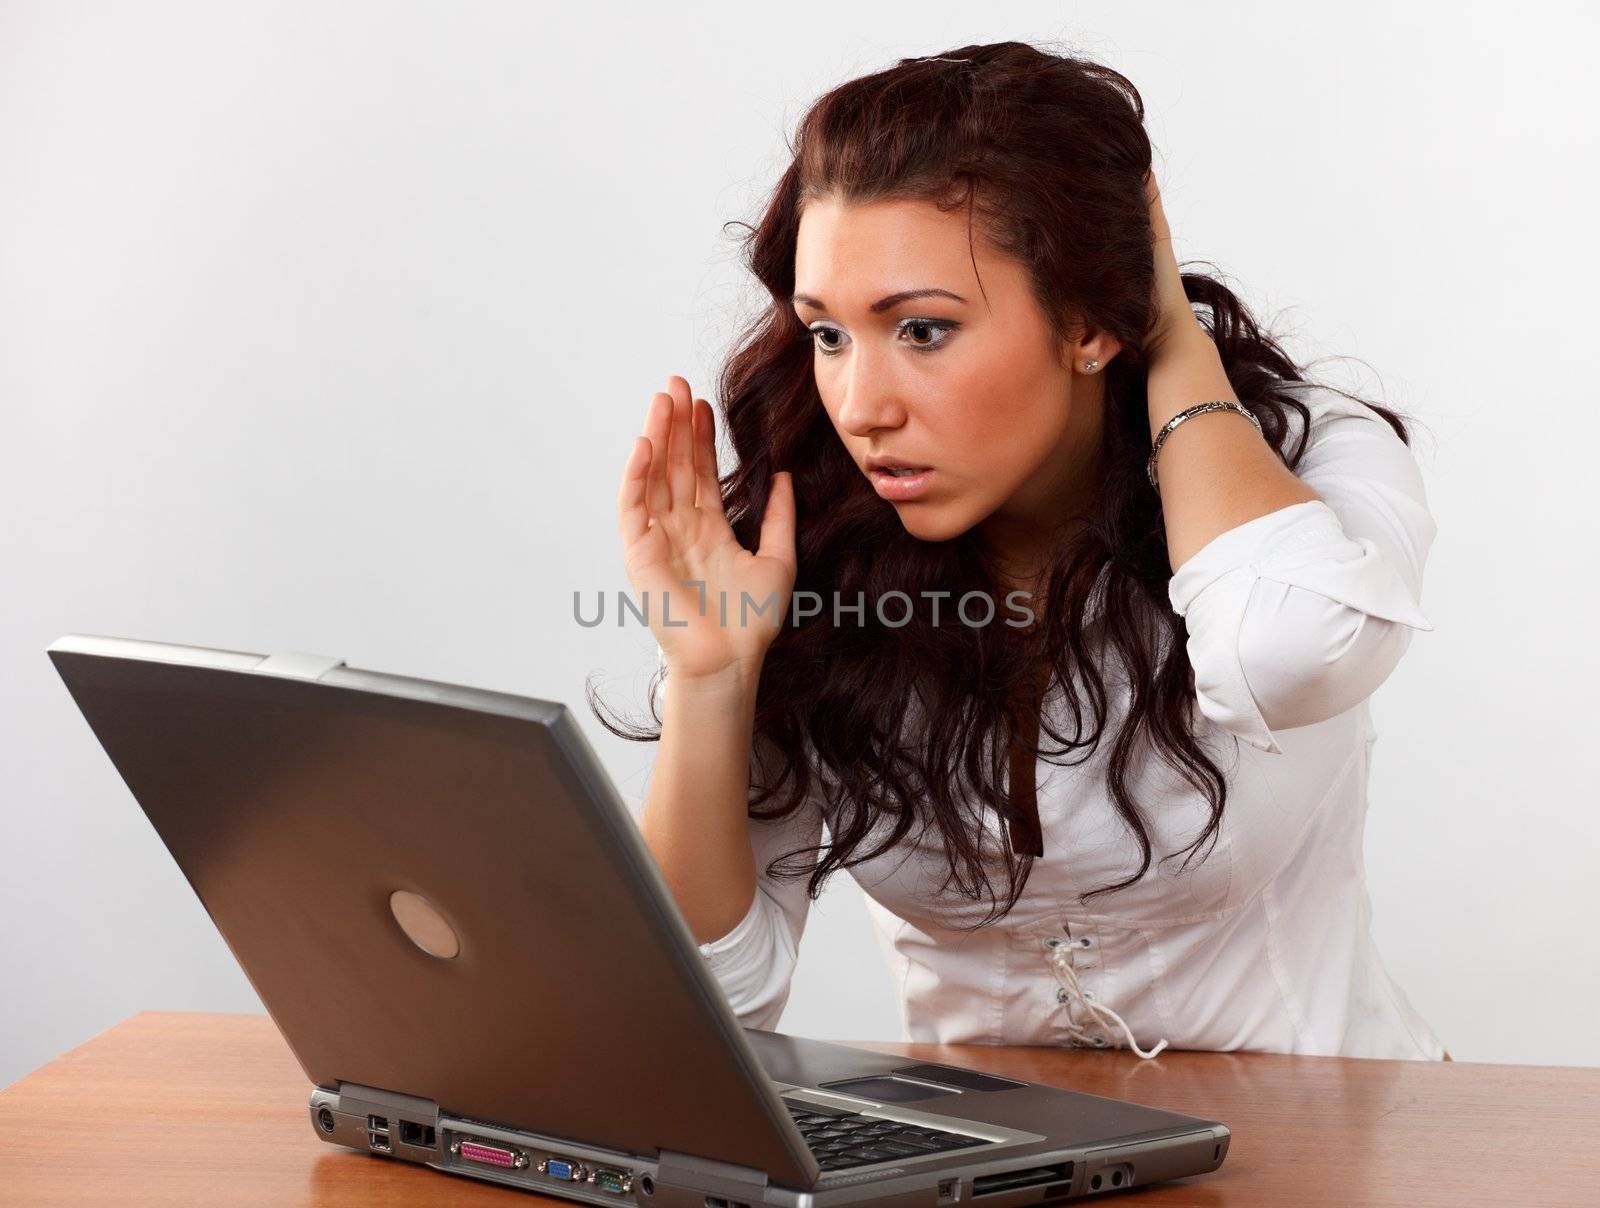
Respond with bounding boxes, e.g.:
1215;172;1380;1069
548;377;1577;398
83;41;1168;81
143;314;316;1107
835;366;907;437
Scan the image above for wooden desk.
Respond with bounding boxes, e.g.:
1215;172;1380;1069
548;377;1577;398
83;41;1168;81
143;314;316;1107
1;1012;1595;1206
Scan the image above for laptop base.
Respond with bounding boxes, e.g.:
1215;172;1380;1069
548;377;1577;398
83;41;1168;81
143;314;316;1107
309;1078;1228;1205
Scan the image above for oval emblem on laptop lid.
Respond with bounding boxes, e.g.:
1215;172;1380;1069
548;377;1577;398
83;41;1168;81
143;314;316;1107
389;890;460;959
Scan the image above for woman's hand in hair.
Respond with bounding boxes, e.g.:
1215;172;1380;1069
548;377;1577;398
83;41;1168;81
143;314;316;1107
617;375;797;685
1143;168;1204;368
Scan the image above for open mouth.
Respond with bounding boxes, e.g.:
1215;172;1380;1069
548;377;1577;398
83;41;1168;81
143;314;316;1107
869;465;935;500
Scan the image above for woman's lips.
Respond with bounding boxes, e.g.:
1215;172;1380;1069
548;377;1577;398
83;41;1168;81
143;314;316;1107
870;466;934;500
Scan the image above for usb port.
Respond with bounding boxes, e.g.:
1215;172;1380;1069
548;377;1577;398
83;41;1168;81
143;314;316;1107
369;1132;392;1153
367;1115;389;1132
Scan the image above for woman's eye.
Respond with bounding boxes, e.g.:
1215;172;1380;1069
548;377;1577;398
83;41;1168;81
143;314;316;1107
899;318;957;351
807;319;958;358
810;326;848;355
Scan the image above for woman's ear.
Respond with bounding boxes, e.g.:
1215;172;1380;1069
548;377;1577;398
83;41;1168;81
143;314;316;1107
1064;329;1123;374
1057;308;1122;373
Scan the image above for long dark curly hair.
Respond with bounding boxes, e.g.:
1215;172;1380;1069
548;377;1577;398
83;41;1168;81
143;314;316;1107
593;39;1416;925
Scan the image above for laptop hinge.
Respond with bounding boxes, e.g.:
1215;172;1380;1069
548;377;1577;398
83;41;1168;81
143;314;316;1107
656;1150;772;1197
332;1082;441;1121
255;651;347;681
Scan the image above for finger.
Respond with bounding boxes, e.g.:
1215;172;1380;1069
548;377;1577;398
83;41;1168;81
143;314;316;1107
692;397;725;514
665;376;696;509
756;470;797;572
617;436;653;544
643;391;672;517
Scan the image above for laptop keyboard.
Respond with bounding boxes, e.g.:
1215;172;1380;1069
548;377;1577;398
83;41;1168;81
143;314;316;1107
784;1100;989;1171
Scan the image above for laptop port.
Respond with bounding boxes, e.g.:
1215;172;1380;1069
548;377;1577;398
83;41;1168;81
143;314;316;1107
590;1168;634;1194
972;1162;1072;1197
399;1120;436;1147
367;1115;389;1132
541;1157;580;1180
369;1132;392;1153
1089;1163;1130;1191
454;1138;529;1170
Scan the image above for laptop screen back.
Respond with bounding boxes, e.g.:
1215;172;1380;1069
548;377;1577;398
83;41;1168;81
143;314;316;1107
48;636;814;1184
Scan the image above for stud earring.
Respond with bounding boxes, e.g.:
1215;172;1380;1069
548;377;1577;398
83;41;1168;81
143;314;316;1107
1083;359;1099;373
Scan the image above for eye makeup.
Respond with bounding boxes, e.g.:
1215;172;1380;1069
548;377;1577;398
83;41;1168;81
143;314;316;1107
806;317;962;357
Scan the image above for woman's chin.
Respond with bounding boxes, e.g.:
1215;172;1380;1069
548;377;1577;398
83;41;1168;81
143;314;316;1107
892;501;973;543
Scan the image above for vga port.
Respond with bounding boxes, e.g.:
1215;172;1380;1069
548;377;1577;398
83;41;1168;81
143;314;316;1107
541;1157;581;1181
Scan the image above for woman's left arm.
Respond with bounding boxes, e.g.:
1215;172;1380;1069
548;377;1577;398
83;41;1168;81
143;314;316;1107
1142;171;1439;755
1142;170;1323;569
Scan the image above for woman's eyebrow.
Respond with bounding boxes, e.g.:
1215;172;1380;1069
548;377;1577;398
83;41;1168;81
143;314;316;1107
791;287;968;314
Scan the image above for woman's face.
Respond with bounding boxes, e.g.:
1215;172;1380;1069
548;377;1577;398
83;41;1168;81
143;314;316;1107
793;194;1119;553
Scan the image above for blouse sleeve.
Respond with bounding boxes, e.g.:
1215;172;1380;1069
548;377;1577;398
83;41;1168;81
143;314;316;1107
644;654;824;1032
1165;386;1438;755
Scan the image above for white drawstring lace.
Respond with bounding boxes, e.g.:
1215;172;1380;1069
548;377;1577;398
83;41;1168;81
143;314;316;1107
1047;939;1169;1060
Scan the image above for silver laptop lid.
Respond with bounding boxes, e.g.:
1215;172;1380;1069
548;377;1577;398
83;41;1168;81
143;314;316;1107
47;634;817;1186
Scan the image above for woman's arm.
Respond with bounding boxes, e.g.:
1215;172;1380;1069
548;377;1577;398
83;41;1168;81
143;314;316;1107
1139;175;1437;753
624;719;824;1034
616;374;797;940
1166;384;1438;753
1141;170;1323;570
639;665;765;942
675;719;826;1031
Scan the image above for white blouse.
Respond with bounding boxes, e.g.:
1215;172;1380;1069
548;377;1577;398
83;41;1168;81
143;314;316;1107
646;380;1447;1061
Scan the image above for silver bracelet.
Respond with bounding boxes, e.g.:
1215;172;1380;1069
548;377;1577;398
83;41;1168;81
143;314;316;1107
1147;400;1264;491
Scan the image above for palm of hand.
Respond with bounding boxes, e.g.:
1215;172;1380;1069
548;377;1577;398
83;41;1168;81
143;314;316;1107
617;376;797;682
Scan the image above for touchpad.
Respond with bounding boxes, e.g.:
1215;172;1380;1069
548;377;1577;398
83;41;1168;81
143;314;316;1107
817;1075;959;1102
894;1063;1027;1092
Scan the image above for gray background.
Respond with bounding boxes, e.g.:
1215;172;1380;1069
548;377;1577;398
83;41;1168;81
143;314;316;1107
4;0;1597;1086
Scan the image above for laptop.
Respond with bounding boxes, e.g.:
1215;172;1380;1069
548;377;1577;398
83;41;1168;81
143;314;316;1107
46;633;1231;1202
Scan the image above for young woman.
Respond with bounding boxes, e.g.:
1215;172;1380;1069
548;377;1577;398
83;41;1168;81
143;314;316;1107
608;41;1449;1061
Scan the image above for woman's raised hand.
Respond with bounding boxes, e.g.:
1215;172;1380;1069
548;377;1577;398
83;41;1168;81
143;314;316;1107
617;376;797;684
1143;168;1202;367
